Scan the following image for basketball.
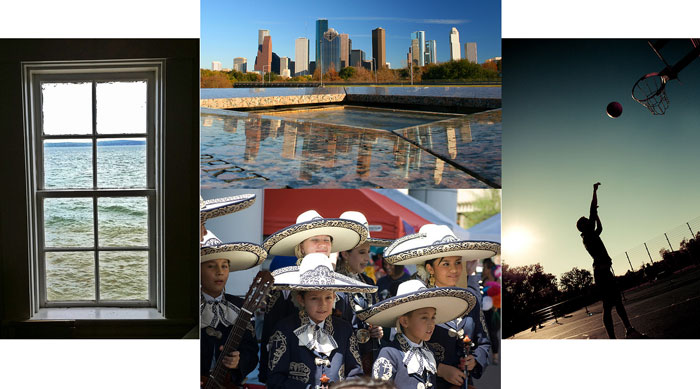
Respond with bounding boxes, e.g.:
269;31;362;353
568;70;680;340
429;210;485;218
606;101;623;118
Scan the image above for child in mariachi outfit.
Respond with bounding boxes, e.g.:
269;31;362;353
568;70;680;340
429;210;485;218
333;211;392;375
266;253;376;389
199;194;265;387
259;210;369;383
383;224;500;389
357;279;477;389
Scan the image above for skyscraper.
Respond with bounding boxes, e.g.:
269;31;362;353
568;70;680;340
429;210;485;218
295;37;309;76
372;27;386;69
449;27;461;61
320;28;341;74
411;39;420;66
255;34;272;72
271;52;280;75
254;29;270;70
410;31;425;66
465;42;477;63
350;49;365;68
212;61;222;71
280;56;290;77
233;57;247;72
315;19;328;67
425;40;437;64
340;33;350;69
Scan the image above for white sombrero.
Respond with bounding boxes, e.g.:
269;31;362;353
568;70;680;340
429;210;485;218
383;224;500;266
339;211;393;248
272;253;378;293
263;210;368;256
356;279;476;327
200;193;256;222
200;231;267;271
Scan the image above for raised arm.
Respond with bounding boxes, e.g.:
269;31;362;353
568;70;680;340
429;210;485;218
590;183;603;235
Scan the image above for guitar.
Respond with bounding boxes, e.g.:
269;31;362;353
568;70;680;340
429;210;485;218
202;271;275;389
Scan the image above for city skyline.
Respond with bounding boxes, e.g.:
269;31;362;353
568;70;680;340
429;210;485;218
201;0;500;71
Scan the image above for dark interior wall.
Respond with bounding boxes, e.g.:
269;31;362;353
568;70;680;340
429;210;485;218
0;39;199;338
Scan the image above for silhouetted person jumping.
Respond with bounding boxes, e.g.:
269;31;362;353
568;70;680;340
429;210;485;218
577;182;642;339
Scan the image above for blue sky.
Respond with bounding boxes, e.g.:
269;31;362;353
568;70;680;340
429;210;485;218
502;39;700;277
200;0;501;70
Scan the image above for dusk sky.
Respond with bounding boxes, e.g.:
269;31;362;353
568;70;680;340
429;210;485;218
200;0;501;70
502;39;700;277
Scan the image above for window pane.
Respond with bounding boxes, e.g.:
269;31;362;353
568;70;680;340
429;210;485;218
96;81;147;134
44;198;93;248
97;138;147;188
98;197;148;247
99;251;149;300
43;139;93;189
41;82;92;135
46;251;95;301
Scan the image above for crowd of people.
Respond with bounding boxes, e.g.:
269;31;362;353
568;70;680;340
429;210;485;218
200;194;501;389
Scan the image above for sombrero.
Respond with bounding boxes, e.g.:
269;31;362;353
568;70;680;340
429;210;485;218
339;211;393;248
356;279;476;327
384;224;500;266
200;231;267;271
272;253;378;293
263;210;368;256
200;193;256;222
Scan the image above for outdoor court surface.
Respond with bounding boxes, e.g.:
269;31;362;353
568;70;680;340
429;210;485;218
513;265;700;339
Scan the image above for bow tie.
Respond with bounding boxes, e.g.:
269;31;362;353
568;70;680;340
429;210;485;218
200;298;239;329
294;322;338;357
403;340;436;376
448;328;465;338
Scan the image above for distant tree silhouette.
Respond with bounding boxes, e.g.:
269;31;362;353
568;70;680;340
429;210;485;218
503;263;560;336
559;267;593;296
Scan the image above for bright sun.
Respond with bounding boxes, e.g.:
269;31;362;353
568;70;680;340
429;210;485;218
503;226;535;258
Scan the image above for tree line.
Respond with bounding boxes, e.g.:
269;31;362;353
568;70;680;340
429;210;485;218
503;231;700;338
200;59;501;87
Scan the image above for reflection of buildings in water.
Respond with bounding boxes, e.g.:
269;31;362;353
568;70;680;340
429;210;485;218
244;125;261;162
458;120;472;143
202;117;214;127
434;158;444;185
237;119;247;133
221;117;237;133
281;123;298;159
446;127;457;159
268;119;282;138
298;124;339;182
356;133;377;178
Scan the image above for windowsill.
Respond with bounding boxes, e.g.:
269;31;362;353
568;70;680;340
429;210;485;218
29;307;164;321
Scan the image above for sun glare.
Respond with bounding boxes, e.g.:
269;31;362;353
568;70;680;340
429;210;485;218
503;226;535;259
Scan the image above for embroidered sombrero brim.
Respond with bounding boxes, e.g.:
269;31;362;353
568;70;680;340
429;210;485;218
263;219;368;256
200;194;256;222
271;265;378;293
366;237;393;247
384;240;500;266
200;242;267;271
356;287;476;327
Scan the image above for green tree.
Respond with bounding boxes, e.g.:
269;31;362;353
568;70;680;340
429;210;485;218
460;189;501;228
339;66;356;80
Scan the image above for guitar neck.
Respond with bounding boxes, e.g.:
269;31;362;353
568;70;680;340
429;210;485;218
206;308;253;388
204;271;273;389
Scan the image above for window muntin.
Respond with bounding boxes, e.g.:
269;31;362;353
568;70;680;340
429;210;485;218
24;62;163;311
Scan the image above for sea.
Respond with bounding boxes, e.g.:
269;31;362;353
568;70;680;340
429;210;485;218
43;142;150;301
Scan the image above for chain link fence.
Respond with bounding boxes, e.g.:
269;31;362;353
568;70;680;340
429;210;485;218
611;216;700;275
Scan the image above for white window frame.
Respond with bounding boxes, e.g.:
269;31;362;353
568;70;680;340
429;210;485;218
22;60;165;316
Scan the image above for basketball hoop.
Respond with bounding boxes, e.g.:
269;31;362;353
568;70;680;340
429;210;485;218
632;72;669;115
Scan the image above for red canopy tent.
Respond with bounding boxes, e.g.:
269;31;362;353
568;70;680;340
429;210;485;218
263;189;431;239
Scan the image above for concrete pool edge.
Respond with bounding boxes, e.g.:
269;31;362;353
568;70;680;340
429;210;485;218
201;87;501;111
